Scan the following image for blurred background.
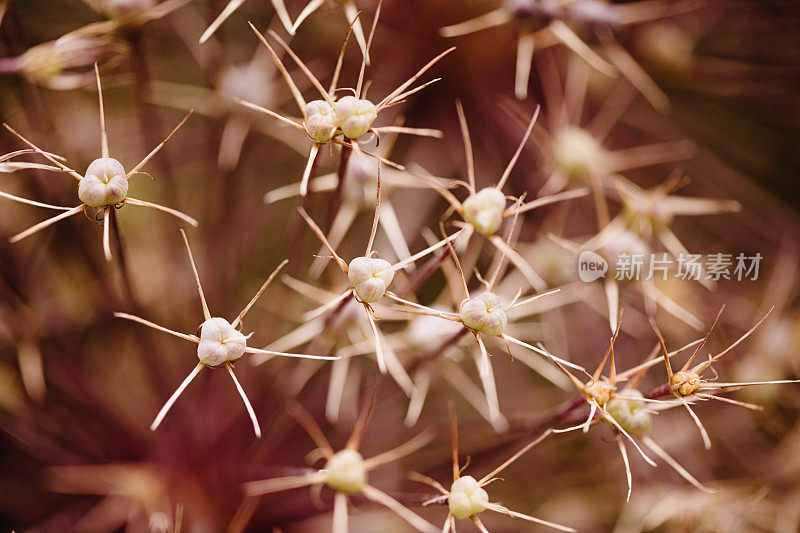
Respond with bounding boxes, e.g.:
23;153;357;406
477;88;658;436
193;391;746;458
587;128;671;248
1;0;800;531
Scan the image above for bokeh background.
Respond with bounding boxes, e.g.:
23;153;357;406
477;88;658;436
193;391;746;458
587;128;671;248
1;0;800;531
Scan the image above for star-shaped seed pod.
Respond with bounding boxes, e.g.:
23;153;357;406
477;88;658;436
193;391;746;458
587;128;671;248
296;167;462;373
411;407;575;532
422;101;588;291
1;65;196;261
243;398;439;533
651;307;799;450
114;230;338;437
440;0;695;108
387;222;580;426
238;8;451;196
544;318;716;500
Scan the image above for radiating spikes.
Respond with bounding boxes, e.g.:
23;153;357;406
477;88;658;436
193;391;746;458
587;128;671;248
124;197;198;227
286;401;334;456
247;24;306;111
498;104;540;190
365;163;381;256
232;259;288;329
356;0;382;98
151;363;203;431
227;364;261;438
269;30;333;106
128;111;192;178
449;403;459;481
455;100;475;194
345;386;377;451
102;208;112;262
199;0;246;44
514;33;536;100
3;124;84;181
180;229;211;321
297;207;349;274
9;205;84;243
478;429;552;485
683;305;725;372
94;63;109;159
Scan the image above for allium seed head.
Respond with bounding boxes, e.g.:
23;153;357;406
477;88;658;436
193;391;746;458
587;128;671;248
325;449;367;493
448;476;489;519
334;96;377;140
78;158;128;207
197;317;248;366
462;187;506;236
459;292;507;336
348;256;394;303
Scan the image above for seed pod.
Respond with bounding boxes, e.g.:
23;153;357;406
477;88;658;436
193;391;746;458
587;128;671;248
347;256;394;303
459;292;507;336
462;187;506;235
334;96;377;140
606;390;652;437
78;158;129;207
584;379;615;407
197;317;248;366
304;100;337;143
325;449;367;493
671;370;701;396
552;127;605;184
448;476;489;519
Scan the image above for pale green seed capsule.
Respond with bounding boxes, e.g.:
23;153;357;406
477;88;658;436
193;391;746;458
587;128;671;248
325;449;367;493
552;127;605;183
197;317;247;366
347;256;394;303
334;96;377;140
459;292;507;336
78;158;128;207
606;389;652;437
462;187;506;236
448;476;489;519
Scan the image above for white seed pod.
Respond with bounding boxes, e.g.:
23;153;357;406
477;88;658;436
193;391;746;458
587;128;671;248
325;449;367;493
448;476;489;520
303;100;337;144
671;370;701;396
462;187;506;236
334;96;377;140
78;157;129;207
552;127;605;183
196;317;248;367
458;292;507;337
606;389;652;437
347;256;394;303
584;379;615;407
